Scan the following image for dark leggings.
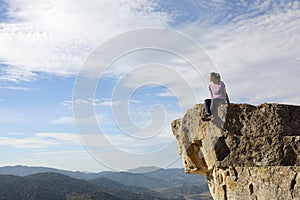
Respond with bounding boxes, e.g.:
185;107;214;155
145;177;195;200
204;98;226;115
204;99;212;114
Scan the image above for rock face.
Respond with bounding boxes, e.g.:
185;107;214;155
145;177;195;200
172;103;300;200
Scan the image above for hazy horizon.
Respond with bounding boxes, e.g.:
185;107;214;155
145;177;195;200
0;164;181;173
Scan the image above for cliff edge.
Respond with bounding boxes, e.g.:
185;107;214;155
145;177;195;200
172;103;300;200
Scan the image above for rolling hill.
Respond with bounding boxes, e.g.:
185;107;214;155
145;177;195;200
0;173;166;200
0;165;212;199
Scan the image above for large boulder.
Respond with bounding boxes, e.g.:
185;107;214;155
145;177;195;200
172;103;300;200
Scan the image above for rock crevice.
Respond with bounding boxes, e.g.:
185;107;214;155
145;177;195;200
172;103;300;200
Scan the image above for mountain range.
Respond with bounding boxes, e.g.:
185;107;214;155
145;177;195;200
0;165;212;200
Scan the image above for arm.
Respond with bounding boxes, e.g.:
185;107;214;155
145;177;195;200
209;87;213;99
222;84;230;104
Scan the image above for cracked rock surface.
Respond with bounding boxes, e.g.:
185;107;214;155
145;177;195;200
172;103;300;200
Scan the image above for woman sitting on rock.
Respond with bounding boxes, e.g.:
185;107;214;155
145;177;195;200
202;72;230;121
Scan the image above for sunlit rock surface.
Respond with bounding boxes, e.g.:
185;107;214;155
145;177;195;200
172;103;300;200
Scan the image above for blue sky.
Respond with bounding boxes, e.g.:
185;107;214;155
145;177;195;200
0;0;300;172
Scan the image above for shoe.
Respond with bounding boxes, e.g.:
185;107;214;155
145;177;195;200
204;113;211;117
201;113;212;121
202;117;212;121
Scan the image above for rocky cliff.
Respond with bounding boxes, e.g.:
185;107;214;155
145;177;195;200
172;103;300;200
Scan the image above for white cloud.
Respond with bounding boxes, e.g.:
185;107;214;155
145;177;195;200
0;85;37;91
0;0;171;82
98;100;123;106
0;129;181;171
0;129;177;158
0;132;80;149
50;116;74;124
7;132;25;135
73;98;95;105
2;0;298;106
60;100;73;109
35;132;80;145
175;4;300;105
69;127;180;170
62;98;123;107
60;99;98;108
156;90;176;97
90;1;300;117
0;66;39;82
129;99;141;103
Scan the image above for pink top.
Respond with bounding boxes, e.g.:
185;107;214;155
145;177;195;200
209;81;226;100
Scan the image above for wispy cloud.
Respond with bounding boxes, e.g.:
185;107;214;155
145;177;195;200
98;100;123;106
0;85;37;91
50;114;108;125
156;90;176;97
0;132;80;149
0;65;39;82
0;129;175;153
61;98;123;108
60;100;73;109
1;0;298;105
50;116;74;124
7;132;25;135
129;99;141;103
0;0;170;82
174;2;300;105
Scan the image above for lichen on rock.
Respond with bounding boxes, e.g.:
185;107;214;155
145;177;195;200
171;103;300;200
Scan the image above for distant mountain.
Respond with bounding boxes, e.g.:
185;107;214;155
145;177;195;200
0;165;205;185
100;171;170;190
100;168;206;189
98;169;210;199
0;174;65;200
0;165;106;180
90;177;157;194
143;168;206;186
0;173;166;200
126;166;162;173
0;165;212;199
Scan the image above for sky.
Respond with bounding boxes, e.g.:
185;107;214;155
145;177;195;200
0;0;300;172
